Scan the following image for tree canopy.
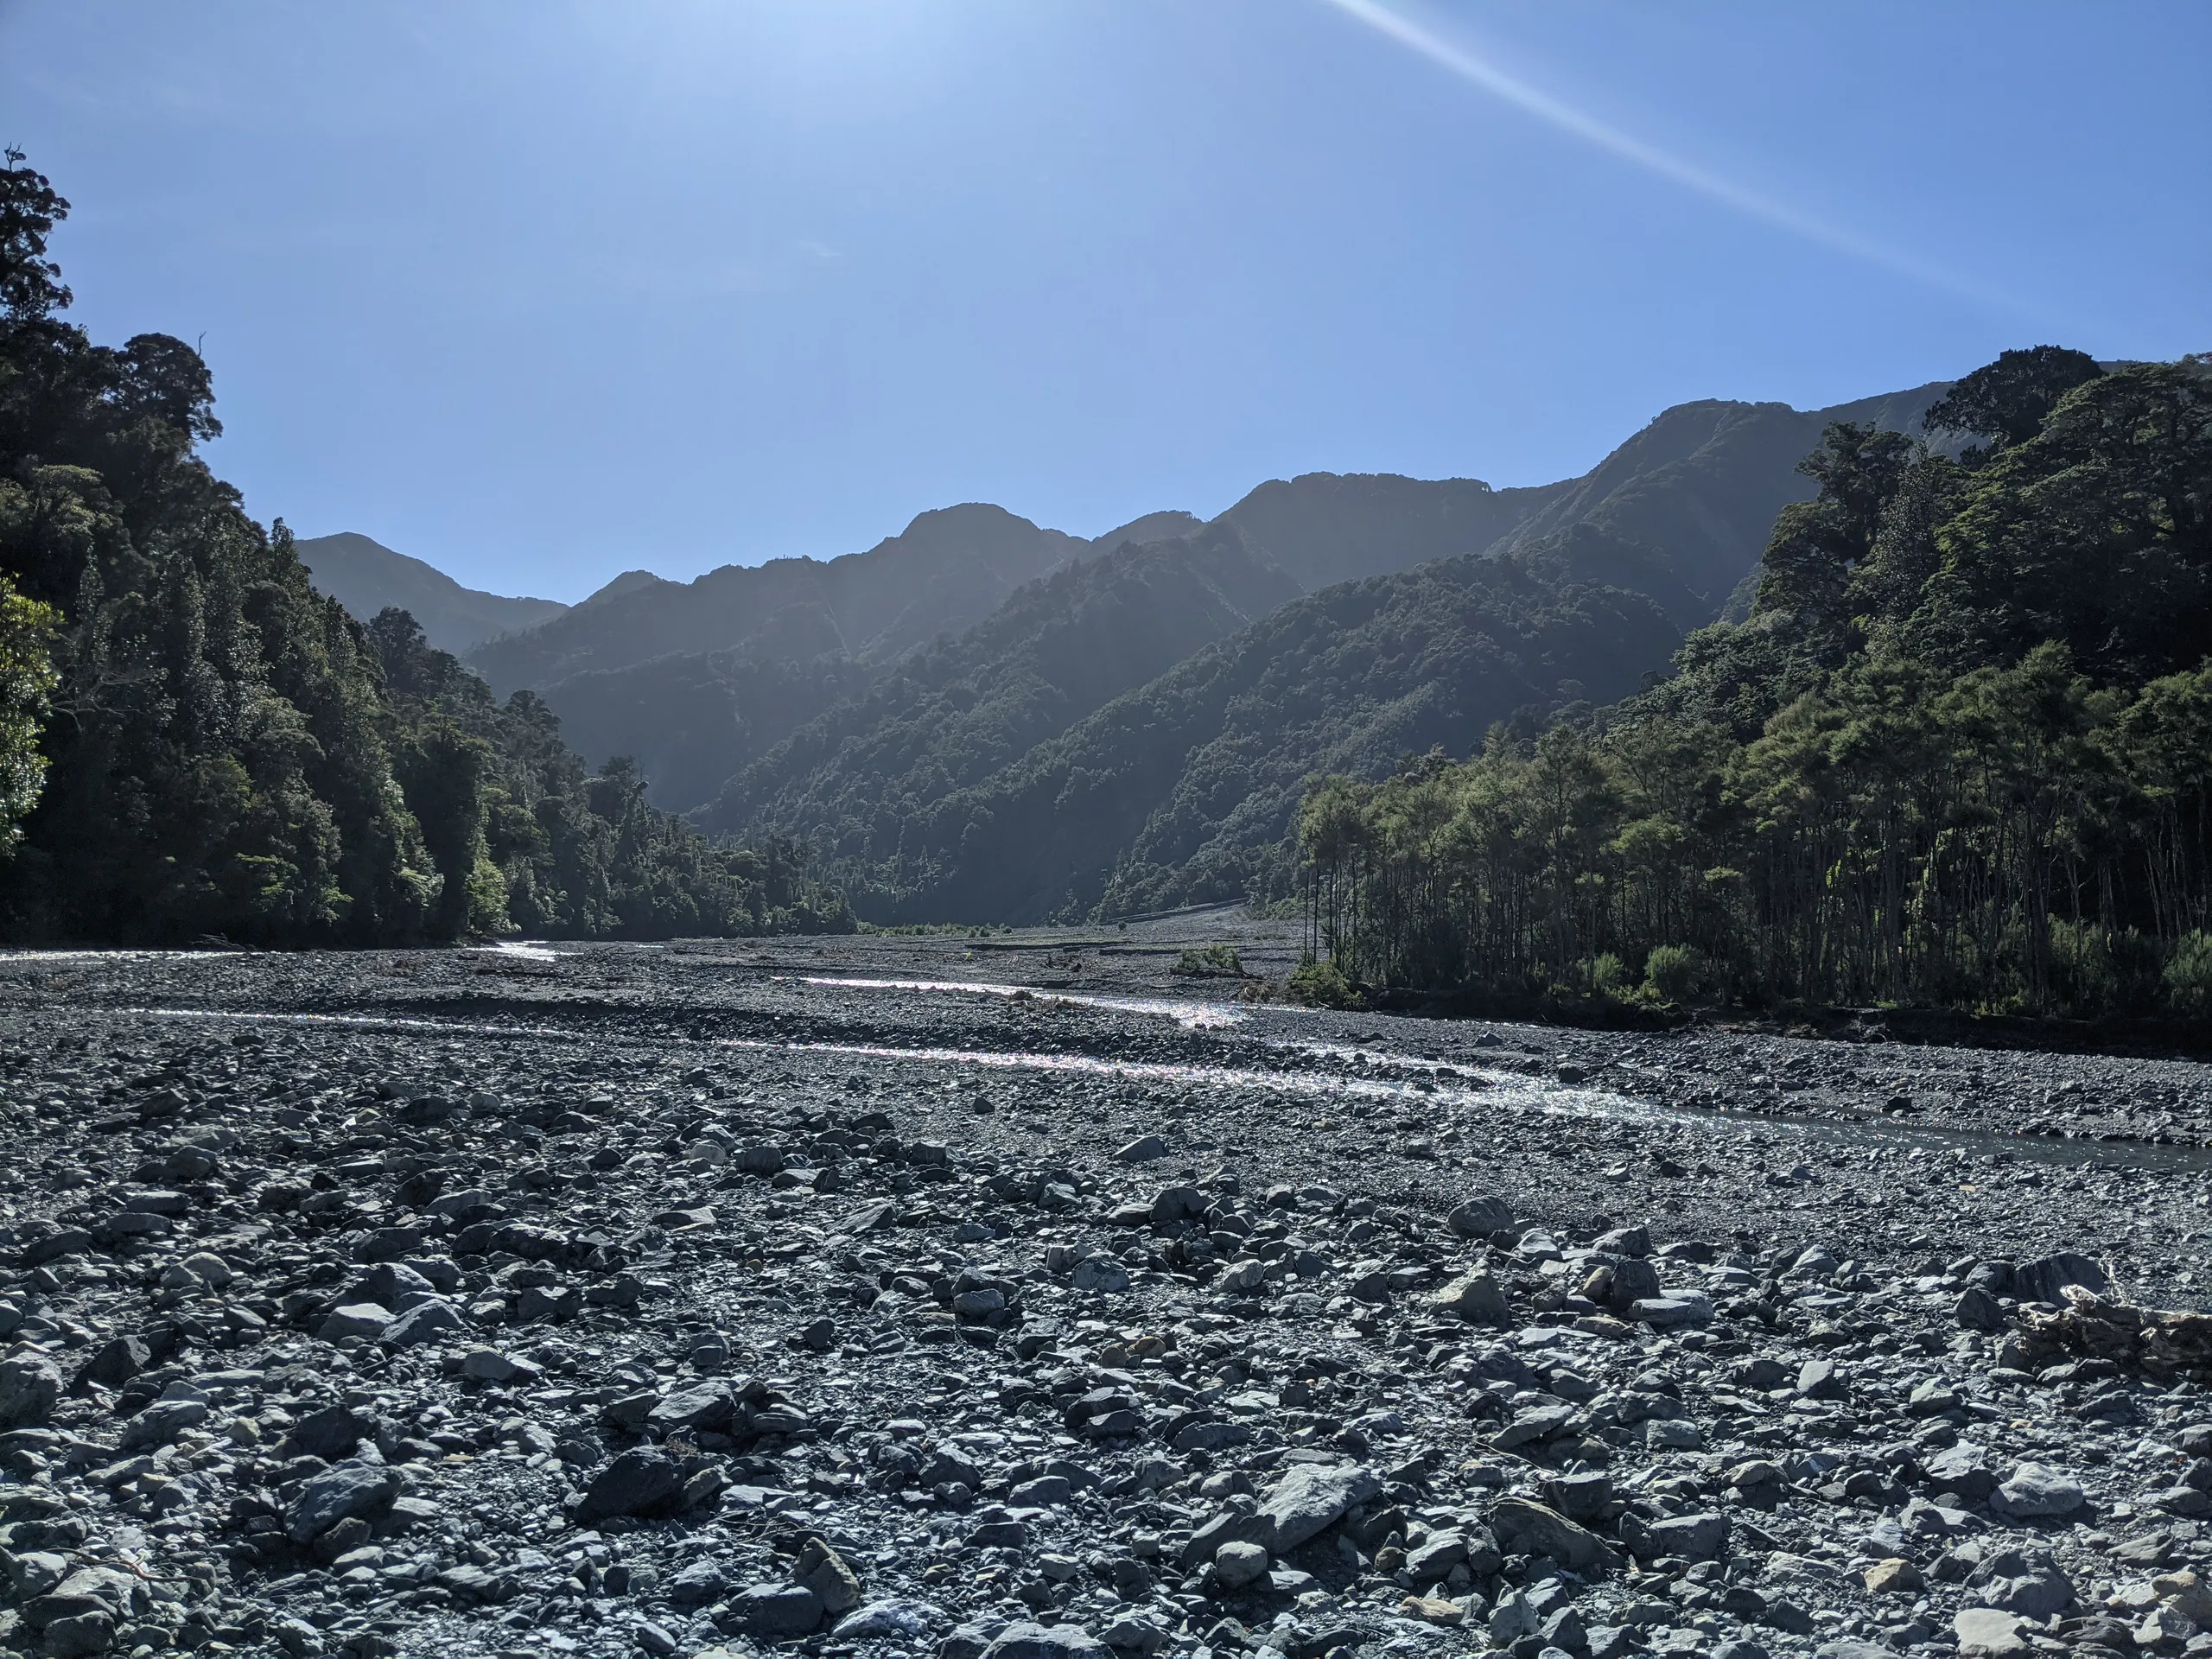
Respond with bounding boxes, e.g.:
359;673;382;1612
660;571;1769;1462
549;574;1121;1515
1300;351;2212;1023
0;151;844;944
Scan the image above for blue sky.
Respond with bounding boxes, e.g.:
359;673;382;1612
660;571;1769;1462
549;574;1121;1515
5;1;2206;602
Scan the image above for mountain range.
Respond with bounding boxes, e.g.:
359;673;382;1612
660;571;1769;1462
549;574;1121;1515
307;378;1952;920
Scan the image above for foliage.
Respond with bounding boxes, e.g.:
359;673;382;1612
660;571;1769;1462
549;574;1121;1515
1298;351;2212;1025
1642;945;1703;1004
2167;932;2212;1020
0;151;844;944
1171;944;1246;978
0;572;57;851
1284;958;1362;1009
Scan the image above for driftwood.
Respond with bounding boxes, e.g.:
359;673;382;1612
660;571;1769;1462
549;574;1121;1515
2010;1284;2212;1380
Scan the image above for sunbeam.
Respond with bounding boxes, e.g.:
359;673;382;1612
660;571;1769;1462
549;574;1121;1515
1317;0;2042;320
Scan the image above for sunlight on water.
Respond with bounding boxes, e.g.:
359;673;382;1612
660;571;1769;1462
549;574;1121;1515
465;941;564;963
791;975;1243;1030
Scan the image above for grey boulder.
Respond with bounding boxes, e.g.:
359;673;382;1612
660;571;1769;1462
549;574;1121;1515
1254;1461;1382;1551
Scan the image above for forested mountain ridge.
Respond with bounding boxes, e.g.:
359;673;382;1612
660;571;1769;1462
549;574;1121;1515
296;531;568;654
680;388;1955;920
468;382;1949;818
1303;348;2212;1021
0;152;841;944
694;523;1301;842
723;532;1682;923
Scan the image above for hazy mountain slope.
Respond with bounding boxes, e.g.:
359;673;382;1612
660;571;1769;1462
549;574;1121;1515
296;532;568;654
467;503;1088;694
535;651;874;817
696;524;1300;842
1214;473;1563;590
456;378;1953;823
756;541;1680;923
1491;382;1954;620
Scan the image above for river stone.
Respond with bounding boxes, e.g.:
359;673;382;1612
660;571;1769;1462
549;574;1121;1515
576;1447;687;1522
317;1301;392;1341
0;1354;61;1428
795;1537;862;1614
1630;1291;1713;1329
1432;1269;1510;1324
982;1622;1110;1659
1254;1461;1382;1551
285;1462;399;1541
836;1599;944;1639
1990;1462;2086;1521
1643;1511;1728;1561
647;1379;737;1434
1213;1541;1270;1589
2010;1252;2108;1306
1953;1608;2028;1657
730;1583;823;1637
1490;1497;1607;1569
1447;1195;1514;1237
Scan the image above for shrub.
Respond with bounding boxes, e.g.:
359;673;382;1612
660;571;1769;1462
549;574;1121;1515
1173;944;1246;978
1644;944;1704;1005
1286;959;1362;1009
1589;953;1629;996
2167;931;2212;1020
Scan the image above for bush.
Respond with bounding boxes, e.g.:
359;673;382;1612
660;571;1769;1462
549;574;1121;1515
1173;944;1246;978
1589;953;1629;996
2050;920;2163;1017
1286;959;1362;1009
2167;931;2212;1020
1644;944;1704;1005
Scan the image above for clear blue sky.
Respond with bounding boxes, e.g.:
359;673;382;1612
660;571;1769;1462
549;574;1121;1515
5;1;2206;602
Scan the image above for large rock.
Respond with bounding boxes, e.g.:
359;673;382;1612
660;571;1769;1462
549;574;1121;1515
2010;1253;2108;1306
1489;1497;1608;1570
1990;1462;2085;1522
1926;1440;1995;1503
1953;1608;2028;1657
1446;1196;1514;1237
284;1404;370;1462
1431;1270;1510;1325
646;1380;738;1435
284;1463;399;1542
795;1537;862;1614
1212;1541;1271;1590
1630;1291;1713;1330
1637;1511;1727;1562
729;1583;823;1637
0;1354;60;1428
982;1622;1111;1659
316;1301;393;1342
384;1299;466;1346
1974;1549;2074;1618
1254;1462;1382;1551
576;1447;687;1522
834;1599;944;1639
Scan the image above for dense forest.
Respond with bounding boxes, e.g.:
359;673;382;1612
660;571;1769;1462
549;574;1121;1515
0;152;843;944
1299;347;2212;1021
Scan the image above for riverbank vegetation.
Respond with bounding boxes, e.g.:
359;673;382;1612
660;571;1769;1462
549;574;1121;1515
1299;348;2212;1023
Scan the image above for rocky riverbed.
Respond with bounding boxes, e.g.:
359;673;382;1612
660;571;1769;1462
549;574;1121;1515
1;925;2210;1659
